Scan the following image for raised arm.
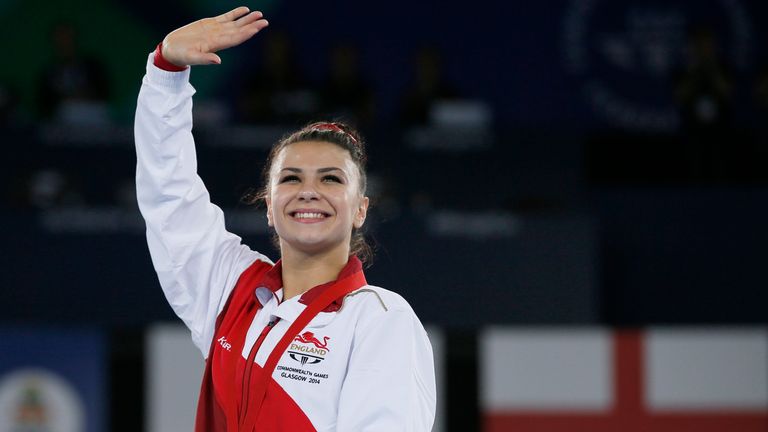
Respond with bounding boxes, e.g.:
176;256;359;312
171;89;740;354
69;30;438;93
134;7;270;356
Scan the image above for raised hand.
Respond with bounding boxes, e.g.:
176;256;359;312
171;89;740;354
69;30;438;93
161;6;269;67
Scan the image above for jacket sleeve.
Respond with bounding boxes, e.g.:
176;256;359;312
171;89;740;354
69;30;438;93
336;308;437;431
134;52;271;356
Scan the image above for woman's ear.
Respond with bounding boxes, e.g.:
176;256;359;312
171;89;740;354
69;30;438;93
265;195;273;227
353;196;369;229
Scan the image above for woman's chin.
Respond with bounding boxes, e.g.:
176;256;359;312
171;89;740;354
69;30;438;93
281;236;342;256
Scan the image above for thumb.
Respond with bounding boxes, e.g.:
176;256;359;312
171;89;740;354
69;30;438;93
204;53;222;65
189;52;222;65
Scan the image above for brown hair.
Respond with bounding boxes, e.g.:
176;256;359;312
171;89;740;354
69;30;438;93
244;121;373;264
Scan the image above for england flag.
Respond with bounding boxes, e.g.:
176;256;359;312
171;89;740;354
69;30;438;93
481;327;768;432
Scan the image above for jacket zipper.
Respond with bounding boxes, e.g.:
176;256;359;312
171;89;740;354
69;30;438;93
239;318;278;424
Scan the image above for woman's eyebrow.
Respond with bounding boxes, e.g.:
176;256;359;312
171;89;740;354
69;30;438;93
280;167;345;174
318;167;344;173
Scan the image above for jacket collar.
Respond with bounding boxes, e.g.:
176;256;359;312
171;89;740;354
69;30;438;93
255;256;364;313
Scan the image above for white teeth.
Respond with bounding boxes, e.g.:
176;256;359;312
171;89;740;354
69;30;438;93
294;212;326;219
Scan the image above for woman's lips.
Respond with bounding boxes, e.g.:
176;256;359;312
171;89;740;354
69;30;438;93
289;210;331;223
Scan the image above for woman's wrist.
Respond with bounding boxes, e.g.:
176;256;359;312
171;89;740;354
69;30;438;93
153;42;188;72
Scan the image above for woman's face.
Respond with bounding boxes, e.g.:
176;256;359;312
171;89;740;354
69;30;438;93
266;140;368;256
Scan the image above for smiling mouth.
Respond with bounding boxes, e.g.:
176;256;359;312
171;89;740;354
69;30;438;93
289;211;331;220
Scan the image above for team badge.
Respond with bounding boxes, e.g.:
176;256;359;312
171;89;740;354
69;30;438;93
288;331;330;365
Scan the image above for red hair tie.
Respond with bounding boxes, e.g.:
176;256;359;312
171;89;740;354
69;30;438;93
311;123;358;144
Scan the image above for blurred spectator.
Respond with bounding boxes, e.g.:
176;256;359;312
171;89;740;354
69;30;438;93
237;31;319;124
25;169;84;209
399;45;459;127
674;27;732;180
319;42;375;129
38;22;111;126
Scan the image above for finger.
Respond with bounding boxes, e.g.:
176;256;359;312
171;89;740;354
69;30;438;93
215;6;250;23
206;53;222;65
214;22;267;50
224;21;268;47
190;51;222;65
234;10;264;27
216;18;268;48
242;19;269;34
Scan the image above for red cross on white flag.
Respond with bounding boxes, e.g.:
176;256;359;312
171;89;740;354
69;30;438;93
481;328;768;432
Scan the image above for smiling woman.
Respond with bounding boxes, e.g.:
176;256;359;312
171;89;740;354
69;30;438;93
268;140;366;267
133;6;436;432
247;123;373;281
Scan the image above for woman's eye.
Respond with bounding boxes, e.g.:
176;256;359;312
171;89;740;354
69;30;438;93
280;175;300;183
322;175;342;183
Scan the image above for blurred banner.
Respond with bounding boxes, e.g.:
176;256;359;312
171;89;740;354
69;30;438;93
145;323;446;432
0;328;106;432
481;327;768;432
145;324;205;432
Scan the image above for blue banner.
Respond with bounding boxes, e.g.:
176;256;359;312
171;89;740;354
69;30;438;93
0;328;106;432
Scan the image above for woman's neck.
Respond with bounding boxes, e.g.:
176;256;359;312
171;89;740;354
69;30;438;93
280;245;350;301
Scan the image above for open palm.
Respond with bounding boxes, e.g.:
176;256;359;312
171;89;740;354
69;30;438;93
162;6;269;66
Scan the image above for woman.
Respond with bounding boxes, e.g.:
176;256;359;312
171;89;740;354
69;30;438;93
134;6;436;431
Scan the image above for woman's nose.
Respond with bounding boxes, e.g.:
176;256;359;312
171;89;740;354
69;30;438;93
298;189;319;201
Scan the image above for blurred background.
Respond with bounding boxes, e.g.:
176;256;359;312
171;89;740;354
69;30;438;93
1;0;767;430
